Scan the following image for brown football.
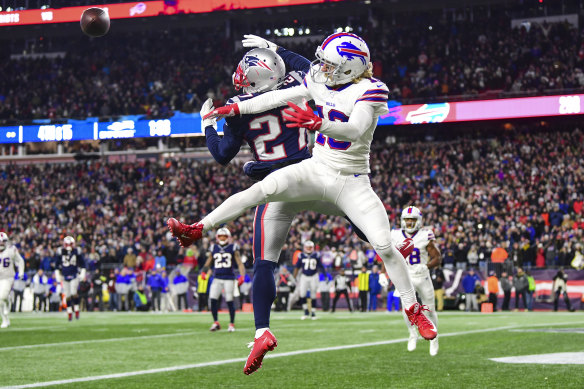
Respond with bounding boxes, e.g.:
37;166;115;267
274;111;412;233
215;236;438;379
80;8;110;37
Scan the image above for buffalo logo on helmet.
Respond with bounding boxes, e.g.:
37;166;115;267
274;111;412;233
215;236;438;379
336;41;368;65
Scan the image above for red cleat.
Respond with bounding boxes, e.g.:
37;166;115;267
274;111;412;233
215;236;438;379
405;303;437;340
75;311;79;320
396;237;414;259
68;313;72;321
167;218;203;247
244;330;278;375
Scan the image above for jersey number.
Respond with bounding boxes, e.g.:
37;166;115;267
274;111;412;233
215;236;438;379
213;253;232;269
249;114;286;161
408;248;421;265
1;258;9;268
302;258;317;271
62;255;77;267
315;107;352;150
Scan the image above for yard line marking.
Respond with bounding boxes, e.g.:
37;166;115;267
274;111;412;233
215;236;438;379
0;331;201;352
2;321;581;389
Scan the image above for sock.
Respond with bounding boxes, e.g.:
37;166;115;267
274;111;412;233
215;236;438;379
307;298;313;314
377;244;417;309
253;260;277;329
255;327;269;339
227;301;235;324
210;299;219;322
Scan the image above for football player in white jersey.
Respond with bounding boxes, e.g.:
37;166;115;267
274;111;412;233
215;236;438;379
168;32;437;373
391;206;442;356
0;232;25;328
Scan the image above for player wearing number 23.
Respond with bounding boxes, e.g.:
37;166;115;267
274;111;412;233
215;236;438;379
201;228;246;333
391;206;442;356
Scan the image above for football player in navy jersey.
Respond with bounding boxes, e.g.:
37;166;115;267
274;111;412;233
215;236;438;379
55;236;86;321
293;240;323;320
195;41;370;373
201;228;246;332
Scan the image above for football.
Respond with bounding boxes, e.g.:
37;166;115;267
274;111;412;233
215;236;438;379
80;7;110;37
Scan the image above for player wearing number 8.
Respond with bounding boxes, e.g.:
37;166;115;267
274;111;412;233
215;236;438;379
390;206;442;356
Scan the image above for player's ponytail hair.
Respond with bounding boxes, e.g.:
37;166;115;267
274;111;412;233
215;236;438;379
352;62;373;84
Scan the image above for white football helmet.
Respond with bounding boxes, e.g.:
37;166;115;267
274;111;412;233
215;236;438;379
310;32;370;87
232;48;286;94
0;232;9;251
64;236;75;251
216;227;231;246
401;206;423;234
303;240;315;254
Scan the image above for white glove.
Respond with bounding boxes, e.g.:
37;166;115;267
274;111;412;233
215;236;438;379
200;98;217;130
379;273;389;288
79;268;87;280
242;34;278;51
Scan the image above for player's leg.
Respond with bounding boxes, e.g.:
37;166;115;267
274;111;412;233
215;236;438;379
299;276;310;319
335;176;436;340
417;277;439;356
401;278;421;351
208;280;222;331
0;280;12;328
71;279;80;319
200;160;322;231
224;281;236;332
62;281;74;321
309;275;318;319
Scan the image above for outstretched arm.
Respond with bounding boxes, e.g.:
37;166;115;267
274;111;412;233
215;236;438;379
205;123;242;165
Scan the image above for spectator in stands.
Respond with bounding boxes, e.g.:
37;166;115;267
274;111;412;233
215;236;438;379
32;269;48;313
487;271;499;312
11;273;27;313
552;268;575;312
172;270;189;310
513;268;529;311
123;249;137;269
462;268;480;312
431;267;445;312
357;266;370;313
332;268;352;313
155;250;167;270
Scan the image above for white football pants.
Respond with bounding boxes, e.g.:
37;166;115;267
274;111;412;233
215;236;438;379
201;157;416;307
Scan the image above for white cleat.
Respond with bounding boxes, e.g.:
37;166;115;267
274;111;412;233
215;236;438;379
301;315;307;320
429;338;439;356
407;334;417;352
228;324;235;332
311;315;317;320
1;319;10;329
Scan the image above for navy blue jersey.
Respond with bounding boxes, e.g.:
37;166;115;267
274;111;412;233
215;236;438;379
295;252;324;276
205;48;313;180
55;247;85;281
209;243;239;280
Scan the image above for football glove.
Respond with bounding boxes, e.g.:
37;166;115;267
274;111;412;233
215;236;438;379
200;98;217;130
200;272;207;281
242;34;278;51
203;103;240;120
379;273;389;288
238;275;245;287
283;100;322;132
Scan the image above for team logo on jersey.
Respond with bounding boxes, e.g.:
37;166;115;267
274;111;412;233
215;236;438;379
244;55;273;70
336;42;368;65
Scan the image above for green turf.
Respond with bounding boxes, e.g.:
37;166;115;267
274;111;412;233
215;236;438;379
1;310;583;388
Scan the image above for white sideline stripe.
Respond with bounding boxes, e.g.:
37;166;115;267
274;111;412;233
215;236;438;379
3;321;580;389
0;331;200;352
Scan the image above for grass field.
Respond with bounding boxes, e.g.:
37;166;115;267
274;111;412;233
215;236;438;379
1;310;583;388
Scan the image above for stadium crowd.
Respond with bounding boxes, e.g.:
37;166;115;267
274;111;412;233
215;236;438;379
2;127;582;280
2;6;584;124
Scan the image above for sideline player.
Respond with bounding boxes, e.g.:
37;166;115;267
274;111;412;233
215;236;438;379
199;43;373;373
0;232;25;328
168;32;436;374
391;206;442;356
55;236;86;321
293;240;323;320
201;228;246;332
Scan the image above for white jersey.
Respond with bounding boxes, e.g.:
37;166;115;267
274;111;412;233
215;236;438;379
0;246;25;280
391;227;435;277
304;70;389;174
